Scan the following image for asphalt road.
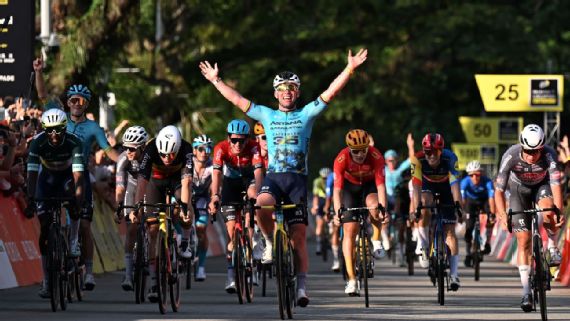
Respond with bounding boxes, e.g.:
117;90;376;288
1;241;569;321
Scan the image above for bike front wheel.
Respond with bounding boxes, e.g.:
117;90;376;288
156;233;169;314
533;234;548;321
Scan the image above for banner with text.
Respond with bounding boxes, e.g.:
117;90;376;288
451;143;499;170
0;1;34;96
475;74;564;112
459;116;523;144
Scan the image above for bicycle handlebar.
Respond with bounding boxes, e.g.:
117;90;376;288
506;207;560;233
414;201;462;222
337;204;386;220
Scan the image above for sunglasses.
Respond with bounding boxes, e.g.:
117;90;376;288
386;159;397;163
523;148;542;156
423;149;441;157
46;126;66;135
257;135;267;141
197;146;212;153
68;97;86;105
230;137;246;145
159;152;176;159
350;148;368;156
275;83;299;92
126;146;140;153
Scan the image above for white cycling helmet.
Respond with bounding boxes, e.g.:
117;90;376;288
273;71;301;89
156;125;182;154
122;126;149;148
192;134;212;148
465;160;482;174
41;108;67;128
319;167;331;178
519;124;545;150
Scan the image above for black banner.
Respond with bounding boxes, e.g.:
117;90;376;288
0;1;34;97
530;79;558;106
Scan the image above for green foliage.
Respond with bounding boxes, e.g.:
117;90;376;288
39;0;570;178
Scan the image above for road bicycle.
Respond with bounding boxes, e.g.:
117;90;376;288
415;194;462;306
338;205;382;308
507;206;560;321
469;209;494;281
254;201;305;320
36;196;75;312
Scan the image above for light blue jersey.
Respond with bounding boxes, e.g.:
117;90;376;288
246;97;327;175
66;116;111;164
385;158;411;198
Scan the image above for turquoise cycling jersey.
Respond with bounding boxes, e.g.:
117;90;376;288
66;116;111;163
246;97;327;175
385;158;411;198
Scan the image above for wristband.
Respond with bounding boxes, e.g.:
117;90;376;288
345;67;354;75
212;77;222;84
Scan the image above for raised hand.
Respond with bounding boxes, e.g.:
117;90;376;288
198;61;220;82
32;57;44;72
347;48;368;70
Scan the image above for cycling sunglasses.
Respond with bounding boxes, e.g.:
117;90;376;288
275;83;299;92
46;125;66;135
257;135;267;141
229;137;246;145
196;146;212;153
350;148;368;156
523;148;542;155
423;149;441;157
159;152;176;158
126;146;140;153
68;97;87;105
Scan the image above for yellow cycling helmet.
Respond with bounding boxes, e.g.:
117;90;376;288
254;122;265;135
345;129;370;149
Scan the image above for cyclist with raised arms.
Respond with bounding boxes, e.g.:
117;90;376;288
129;125;195;302
115;126;149;291
332;129;387;296
311;167;331;256
460;160;495;268
494;124;565;312
24;109;85;298
208;119;263;293
192;134;214;281
199;47;367;306
410;133;462;291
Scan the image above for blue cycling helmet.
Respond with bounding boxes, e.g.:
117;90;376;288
227;119;250;135
66;84;92;101
384;149;398;159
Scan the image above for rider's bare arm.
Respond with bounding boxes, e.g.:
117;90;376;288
321;49;368;103
198;61;251;112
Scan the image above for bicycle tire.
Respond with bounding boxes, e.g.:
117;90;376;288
285;237;295;319
233;230;245;304
169;237;181;312
261;262;267;297
473;233;481;282
437;236;445;306
275;231;286;320
67;264;74;304
362;234;370;308
47;226;60;312
156;233;168;314
74;263;83;302
533;234;548;321
134;232;145;304
244;236;254;303
184;259;192;290
59;233;68;311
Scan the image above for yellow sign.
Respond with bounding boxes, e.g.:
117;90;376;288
459;116;522;144
475;74;564;112
452;143;499;170
0;0;7;5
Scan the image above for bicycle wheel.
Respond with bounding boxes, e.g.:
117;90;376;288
285;239;295;319
47;226;60;312
74;262;83;302
133;232;146;304
360;233;370;308
169;237;180;312
233;230;245;304
260;262;268;297
156;233;168;314
533;234;548;321
184;259;192;290
275;231;286;320
473;233;481;282
406;227;415;276
244;236;254;303
58;233;68;311
437;236;445;306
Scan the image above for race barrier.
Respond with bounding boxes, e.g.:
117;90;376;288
0;193;227;289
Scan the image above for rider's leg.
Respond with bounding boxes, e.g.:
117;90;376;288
515;231;532;295
290;224;308;288
417;192;433;253
255;192;276;257
341;222;359;281
538;195;560;250
331;223;340;267
445;224;459;277
223;215;236;281
315;214;324;252
125;221;137;279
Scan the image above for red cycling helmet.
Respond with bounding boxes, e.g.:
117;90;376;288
421;133;444;150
